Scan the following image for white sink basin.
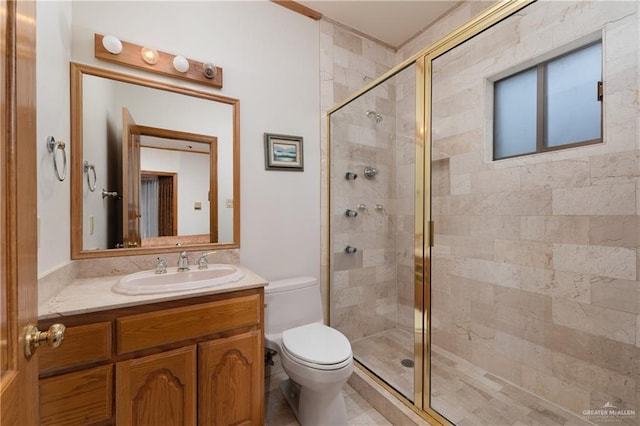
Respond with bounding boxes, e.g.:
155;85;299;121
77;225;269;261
112;264;245;295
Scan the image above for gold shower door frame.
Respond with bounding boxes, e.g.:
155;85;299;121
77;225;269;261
327;1;536;423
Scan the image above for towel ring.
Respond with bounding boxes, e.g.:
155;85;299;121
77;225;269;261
47;136;67;182
83;161;97;192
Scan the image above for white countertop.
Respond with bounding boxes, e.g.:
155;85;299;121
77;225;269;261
39;265;268;320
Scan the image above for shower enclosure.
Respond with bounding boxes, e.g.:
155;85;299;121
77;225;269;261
328;1;639;424
328;62;419;402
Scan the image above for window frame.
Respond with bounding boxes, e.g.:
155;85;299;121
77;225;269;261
493;40;603;161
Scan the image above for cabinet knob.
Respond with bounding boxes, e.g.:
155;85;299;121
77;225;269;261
24;323;66;358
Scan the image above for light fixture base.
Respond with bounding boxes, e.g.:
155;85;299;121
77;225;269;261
94;33;223;89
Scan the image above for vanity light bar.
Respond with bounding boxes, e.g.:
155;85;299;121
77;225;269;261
94;33;223;89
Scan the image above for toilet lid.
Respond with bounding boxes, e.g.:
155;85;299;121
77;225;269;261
282;323;352;366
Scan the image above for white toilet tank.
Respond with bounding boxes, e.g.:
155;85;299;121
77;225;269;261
264;276;324;340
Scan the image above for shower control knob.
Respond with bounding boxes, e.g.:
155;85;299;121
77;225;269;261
345;172;358;181
345;209;358;218
345;246;358;254
364;166;378;179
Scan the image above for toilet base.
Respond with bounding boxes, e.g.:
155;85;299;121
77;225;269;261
279;379;301;418
279;378;348;426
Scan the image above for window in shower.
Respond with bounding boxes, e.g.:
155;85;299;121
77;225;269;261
494;40;602;160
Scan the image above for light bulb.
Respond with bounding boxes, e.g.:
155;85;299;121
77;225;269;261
173;55;189;73
203;63;217;79
102;35;122;55
140;47;159;65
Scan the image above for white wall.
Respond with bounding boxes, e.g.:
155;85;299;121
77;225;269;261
37;1;320;281
37;1;72;275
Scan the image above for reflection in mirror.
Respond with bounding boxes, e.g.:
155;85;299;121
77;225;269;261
71;63;240;259
130;122;218;248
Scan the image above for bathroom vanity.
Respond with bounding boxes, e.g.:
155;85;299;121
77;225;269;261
37;269;266;425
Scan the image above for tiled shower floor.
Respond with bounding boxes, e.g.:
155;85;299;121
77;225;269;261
351;328;415;401
352;328;592;426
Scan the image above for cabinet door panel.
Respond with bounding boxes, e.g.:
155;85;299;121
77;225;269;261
39;364;114;426
198;331;263;426
116;345;196;426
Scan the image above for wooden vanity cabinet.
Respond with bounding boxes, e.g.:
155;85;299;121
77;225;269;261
38;288;265;426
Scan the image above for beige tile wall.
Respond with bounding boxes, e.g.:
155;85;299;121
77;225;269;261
320;21;397;340
430;0;639;420
320;0;495;340
321;15;419;339
328;72;400;340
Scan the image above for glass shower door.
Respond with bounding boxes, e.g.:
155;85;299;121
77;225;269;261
328;63;419;402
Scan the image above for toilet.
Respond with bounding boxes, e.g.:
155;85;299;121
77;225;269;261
265;276;354;426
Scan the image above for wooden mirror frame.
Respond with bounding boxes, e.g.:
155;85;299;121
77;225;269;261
70;62;240;259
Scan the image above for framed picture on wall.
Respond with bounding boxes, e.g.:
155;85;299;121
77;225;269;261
264;133;304;171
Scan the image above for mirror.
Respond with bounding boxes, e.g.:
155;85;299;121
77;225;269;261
71;63;240;259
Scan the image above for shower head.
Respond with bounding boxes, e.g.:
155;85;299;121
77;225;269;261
366;110;383;123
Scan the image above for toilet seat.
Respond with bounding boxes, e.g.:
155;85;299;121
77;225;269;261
282;323;352;371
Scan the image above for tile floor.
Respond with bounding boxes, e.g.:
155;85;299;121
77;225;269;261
351;328;593;426
265;371;392;426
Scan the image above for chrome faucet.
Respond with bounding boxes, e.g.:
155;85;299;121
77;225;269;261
177;251;190;272
197;253;209;270
155;257;167;274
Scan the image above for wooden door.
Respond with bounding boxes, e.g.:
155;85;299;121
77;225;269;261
0;1;40;425
140;171;178;237
198;331;263;426
116;346;197;426
157;174;177;236
122;107;142;248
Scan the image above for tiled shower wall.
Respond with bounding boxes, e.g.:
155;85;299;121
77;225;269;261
430;0;639;419
321;19;419;339
328;67;417;339
319;21;397;340
320;2;495;339
329;81;399;340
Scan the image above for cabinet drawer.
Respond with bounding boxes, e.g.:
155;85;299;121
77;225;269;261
39;321;112;375
40;364;114;426
117;294;260;354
